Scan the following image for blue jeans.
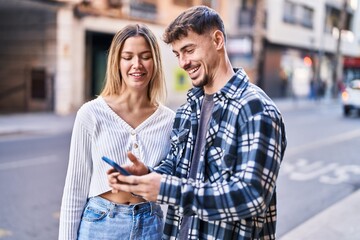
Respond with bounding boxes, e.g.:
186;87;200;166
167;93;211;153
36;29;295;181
77;196;164;240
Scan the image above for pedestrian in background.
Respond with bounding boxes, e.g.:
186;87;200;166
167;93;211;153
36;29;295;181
59;24;175;239
108;5;287;240
279;67;288;98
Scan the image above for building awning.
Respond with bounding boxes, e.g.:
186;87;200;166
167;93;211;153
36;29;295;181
344;57;360;68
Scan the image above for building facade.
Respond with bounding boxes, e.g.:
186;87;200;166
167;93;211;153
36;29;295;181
0;0;223;114
226;0;360;99
1;0;359;114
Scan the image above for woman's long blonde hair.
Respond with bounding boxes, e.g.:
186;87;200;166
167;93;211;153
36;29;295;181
100;24;166;104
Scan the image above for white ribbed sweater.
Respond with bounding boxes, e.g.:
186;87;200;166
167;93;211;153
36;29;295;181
59;96;175;240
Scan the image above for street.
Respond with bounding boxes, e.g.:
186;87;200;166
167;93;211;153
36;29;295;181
0;132;72;240
277;100;360;237
0;100;359;239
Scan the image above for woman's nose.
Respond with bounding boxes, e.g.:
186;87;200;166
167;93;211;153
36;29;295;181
132;56;143;68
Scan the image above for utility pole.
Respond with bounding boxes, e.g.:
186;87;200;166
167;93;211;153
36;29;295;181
252;0;266;87
332;0;348;98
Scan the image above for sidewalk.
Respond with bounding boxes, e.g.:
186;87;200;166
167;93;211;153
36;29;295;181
1;98;359;239
0;97;339;138
0;112;75;139
273;97;341;112
280;189;360;240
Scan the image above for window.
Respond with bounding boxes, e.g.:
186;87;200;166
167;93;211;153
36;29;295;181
325;5;353;34
238;0;256;27
300;6;313;28
283;1;314;29
129;1;157;21
283;1;296;24
325;6;340;33
201;0;216;8
31;69;46;100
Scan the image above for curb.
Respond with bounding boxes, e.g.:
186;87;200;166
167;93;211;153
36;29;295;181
280;189;360;240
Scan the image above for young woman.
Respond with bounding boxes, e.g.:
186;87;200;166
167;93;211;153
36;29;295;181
59;24;175;240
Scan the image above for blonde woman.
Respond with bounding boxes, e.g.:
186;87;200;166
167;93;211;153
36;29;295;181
59;24;175;240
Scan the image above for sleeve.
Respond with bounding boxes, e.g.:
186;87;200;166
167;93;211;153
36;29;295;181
152;149;176;175
156;113;286;222
58;107;93;240
153;108;186;175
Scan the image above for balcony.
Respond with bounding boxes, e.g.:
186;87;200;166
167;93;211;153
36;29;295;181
73;0;157;21
129;1;157;22
238;8;255;28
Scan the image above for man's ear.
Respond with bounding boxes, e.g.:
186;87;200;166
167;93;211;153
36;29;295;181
212;30;225;50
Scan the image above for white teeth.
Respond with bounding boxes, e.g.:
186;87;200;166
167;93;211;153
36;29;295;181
131;73;143;77
189;67;199;74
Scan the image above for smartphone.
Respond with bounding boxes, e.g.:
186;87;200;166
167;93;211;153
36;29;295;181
101;156;131;176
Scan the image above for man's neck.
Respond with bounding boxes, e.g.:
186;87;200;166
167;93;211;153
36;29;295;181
204;61;235;94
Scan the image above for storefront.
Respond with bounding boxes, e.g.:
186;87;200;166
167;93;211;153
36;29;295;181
343;56;360;84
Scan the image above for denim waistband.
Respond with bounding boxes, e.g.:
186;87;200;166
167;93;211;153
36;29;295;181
88;196;160;215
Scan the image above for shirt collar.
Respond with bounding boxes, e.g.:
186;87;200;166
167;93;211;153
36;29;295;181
186;68;249;103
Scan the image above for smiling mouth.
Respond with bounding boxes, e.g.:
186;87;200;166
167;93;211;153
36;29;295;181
188;66;200;75
130;73;145;77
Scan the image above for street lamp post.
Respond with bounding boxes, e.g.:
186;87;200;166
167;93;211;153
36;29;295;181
332;0;348;98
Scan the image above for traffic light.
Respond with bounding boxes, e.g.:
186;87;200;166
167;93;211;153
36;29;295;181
303;56;312;66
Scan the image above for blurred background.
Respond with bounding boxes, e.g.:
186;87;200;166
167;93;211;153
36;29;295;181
1;0;360;114
0;0;359;239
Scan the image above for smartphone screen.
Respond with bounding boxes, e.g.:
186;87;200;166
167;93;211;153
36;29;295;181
101;156;131;176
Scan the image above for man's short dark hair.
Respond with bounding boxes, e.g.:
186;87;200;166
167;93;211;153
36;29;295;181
163;5;226;44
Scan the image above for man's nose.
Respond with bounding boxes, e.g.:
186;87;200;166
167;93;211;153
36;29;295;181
179;55;190;69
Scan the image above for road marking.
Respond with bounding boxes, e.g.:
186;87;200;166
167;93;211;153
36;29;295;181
320;165;360;184
0;229;12;237
282;158;360;184
0;155;58;170
283;159;339;181
285;129;360;157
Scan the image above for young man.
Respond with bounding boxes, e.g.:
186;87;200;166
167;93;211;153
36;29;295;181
108;6;287;239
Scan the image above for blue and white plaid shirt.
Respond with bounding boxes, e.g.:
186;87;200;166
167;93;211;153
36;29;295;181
155;69;287;240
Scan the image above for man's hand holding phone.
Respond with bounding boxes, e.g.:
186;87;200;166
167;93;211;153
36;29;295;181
105;152;151;197
105;152;161;201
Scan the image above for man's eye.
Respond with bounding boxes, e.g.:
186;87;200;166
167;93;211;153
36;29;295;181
186;49;194;54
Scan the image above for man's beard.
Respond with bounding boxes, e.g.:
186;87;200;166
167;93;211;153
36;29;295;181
193;74;209;88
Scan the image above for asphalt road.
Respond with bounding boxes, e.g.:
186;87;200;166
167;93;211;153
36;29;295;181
0;100;359;239
0;132;71;240
276;101;360;237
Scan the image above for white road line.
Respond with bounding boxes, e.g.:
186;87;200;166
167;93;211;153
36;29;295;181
0;155;58;170
286;129;360;157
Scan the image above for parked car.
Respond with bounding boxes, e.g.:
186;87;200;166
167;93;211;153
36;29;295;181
341;79;360;116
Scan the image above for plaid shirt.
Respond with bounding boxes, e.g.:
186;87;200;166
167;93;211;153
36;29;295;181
155;69;287;240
